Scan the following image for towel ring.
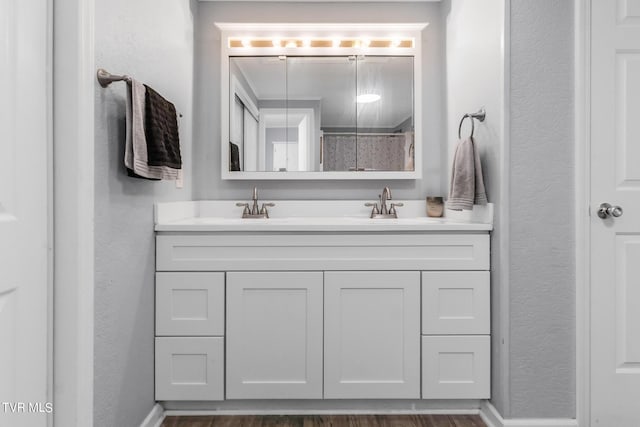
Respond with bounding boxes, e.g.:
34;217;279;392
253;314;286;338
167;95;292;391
458;108;487;139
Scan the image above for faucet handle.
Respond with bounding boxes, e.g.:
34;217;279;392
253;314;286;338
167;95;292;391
260;202;275;218
389;202;403;216
365;202;380;216
236;202;250;216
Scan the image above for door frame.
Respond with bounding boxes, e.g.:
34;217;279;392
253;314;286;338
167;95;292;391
574;0;590;426
52;0;95;426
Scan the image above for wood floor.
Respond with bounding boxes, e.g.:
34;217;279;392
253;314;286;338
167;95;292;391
161;415;487;427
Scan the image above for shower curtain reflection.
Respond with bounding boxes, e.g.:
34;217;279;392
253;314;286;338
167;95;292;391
322;132;414;171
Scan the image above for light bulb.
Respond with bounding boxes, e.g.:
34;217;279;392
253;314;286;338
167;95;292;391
241;38;251;48
356;94;381;104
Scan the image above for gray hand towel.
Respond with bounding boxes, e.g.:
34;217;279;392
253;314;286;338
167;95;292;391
124;78;181;180
447;137;488;211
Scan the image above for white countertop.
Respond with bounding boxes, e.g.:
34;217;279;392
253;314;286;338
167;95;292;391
155;200;493;232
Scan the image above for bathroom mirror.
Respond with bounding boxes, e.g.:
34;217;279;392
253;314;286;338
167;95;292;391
218;23;426;180
228;55;414;175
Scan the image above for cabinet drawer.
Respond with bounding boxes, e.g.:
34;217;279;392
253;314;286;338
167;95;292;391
156;272;225;336
421;335;490;399
155;337;224;401
156;233;490;271
422;271;490;335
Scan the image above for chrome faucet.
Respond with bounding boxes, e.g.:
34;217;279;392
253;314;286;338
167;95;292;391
236;186;275;218
365;186;403;219
381;186;392;214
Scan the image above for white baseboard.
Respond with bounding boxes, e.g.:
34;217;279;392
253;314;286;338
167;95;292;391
480;401;578;427
164;409;480;417
146;400;578;427
140;403;165;427
161;399;482;414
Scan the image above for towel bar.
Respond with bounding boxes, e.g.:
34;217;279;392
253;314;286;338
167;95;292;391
458;108;486;139
96;68;131;88
97;68;183;118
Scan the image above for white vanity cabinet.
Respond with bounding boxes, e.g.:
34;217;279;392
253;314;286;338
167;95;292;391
155;223;491;402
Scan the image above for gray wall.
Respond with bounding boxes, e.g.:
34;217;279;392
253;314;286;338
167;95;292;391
440;0;507;417
508;0;575;419
93;1;196;426
193;1;447;200
90;0;576;422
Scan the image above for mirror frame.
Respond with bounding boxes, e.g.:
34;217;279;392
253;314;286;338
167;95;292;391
217;23;427;180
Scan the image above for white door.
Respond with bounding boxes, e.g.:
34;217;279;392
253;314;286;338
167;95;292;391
324;271;420;399
591;0;640;425
226;272;323;399
0;1;51;426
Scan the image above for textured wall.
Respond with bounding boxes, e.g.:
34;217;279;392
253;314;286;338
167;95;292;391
93;1;196;426
509;0;575;418
193;1;447;200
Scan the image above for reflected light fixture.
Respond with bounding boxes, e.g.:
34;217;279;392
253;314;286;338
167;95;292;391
241;38;252;48
272;38;281;48
361;38;371;48
390;38;402;48
332;38;341;48
302;38;311;48
285;40;297;48
356;94;381;103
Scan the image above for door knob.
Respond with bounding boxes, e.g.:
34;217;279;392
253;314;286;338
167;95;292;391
597;203;623;219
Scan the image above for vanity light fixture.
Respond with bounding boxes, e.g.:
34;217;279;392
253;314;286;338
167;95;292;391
227;37;414;49
356;94;381;104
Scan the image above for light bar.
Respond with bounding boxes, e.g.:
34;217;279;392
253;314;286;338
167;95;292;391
228;37;414;49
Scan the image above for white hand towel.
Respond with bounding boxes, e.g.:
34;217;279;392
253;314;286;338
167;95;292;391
447;137;488;211
124;79;181;180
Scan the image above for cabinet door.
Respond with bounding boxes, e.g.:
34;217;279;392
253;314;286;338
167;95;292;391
324;271;420;399
155;337;224;401
156;272;225;336
226;272;323;399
